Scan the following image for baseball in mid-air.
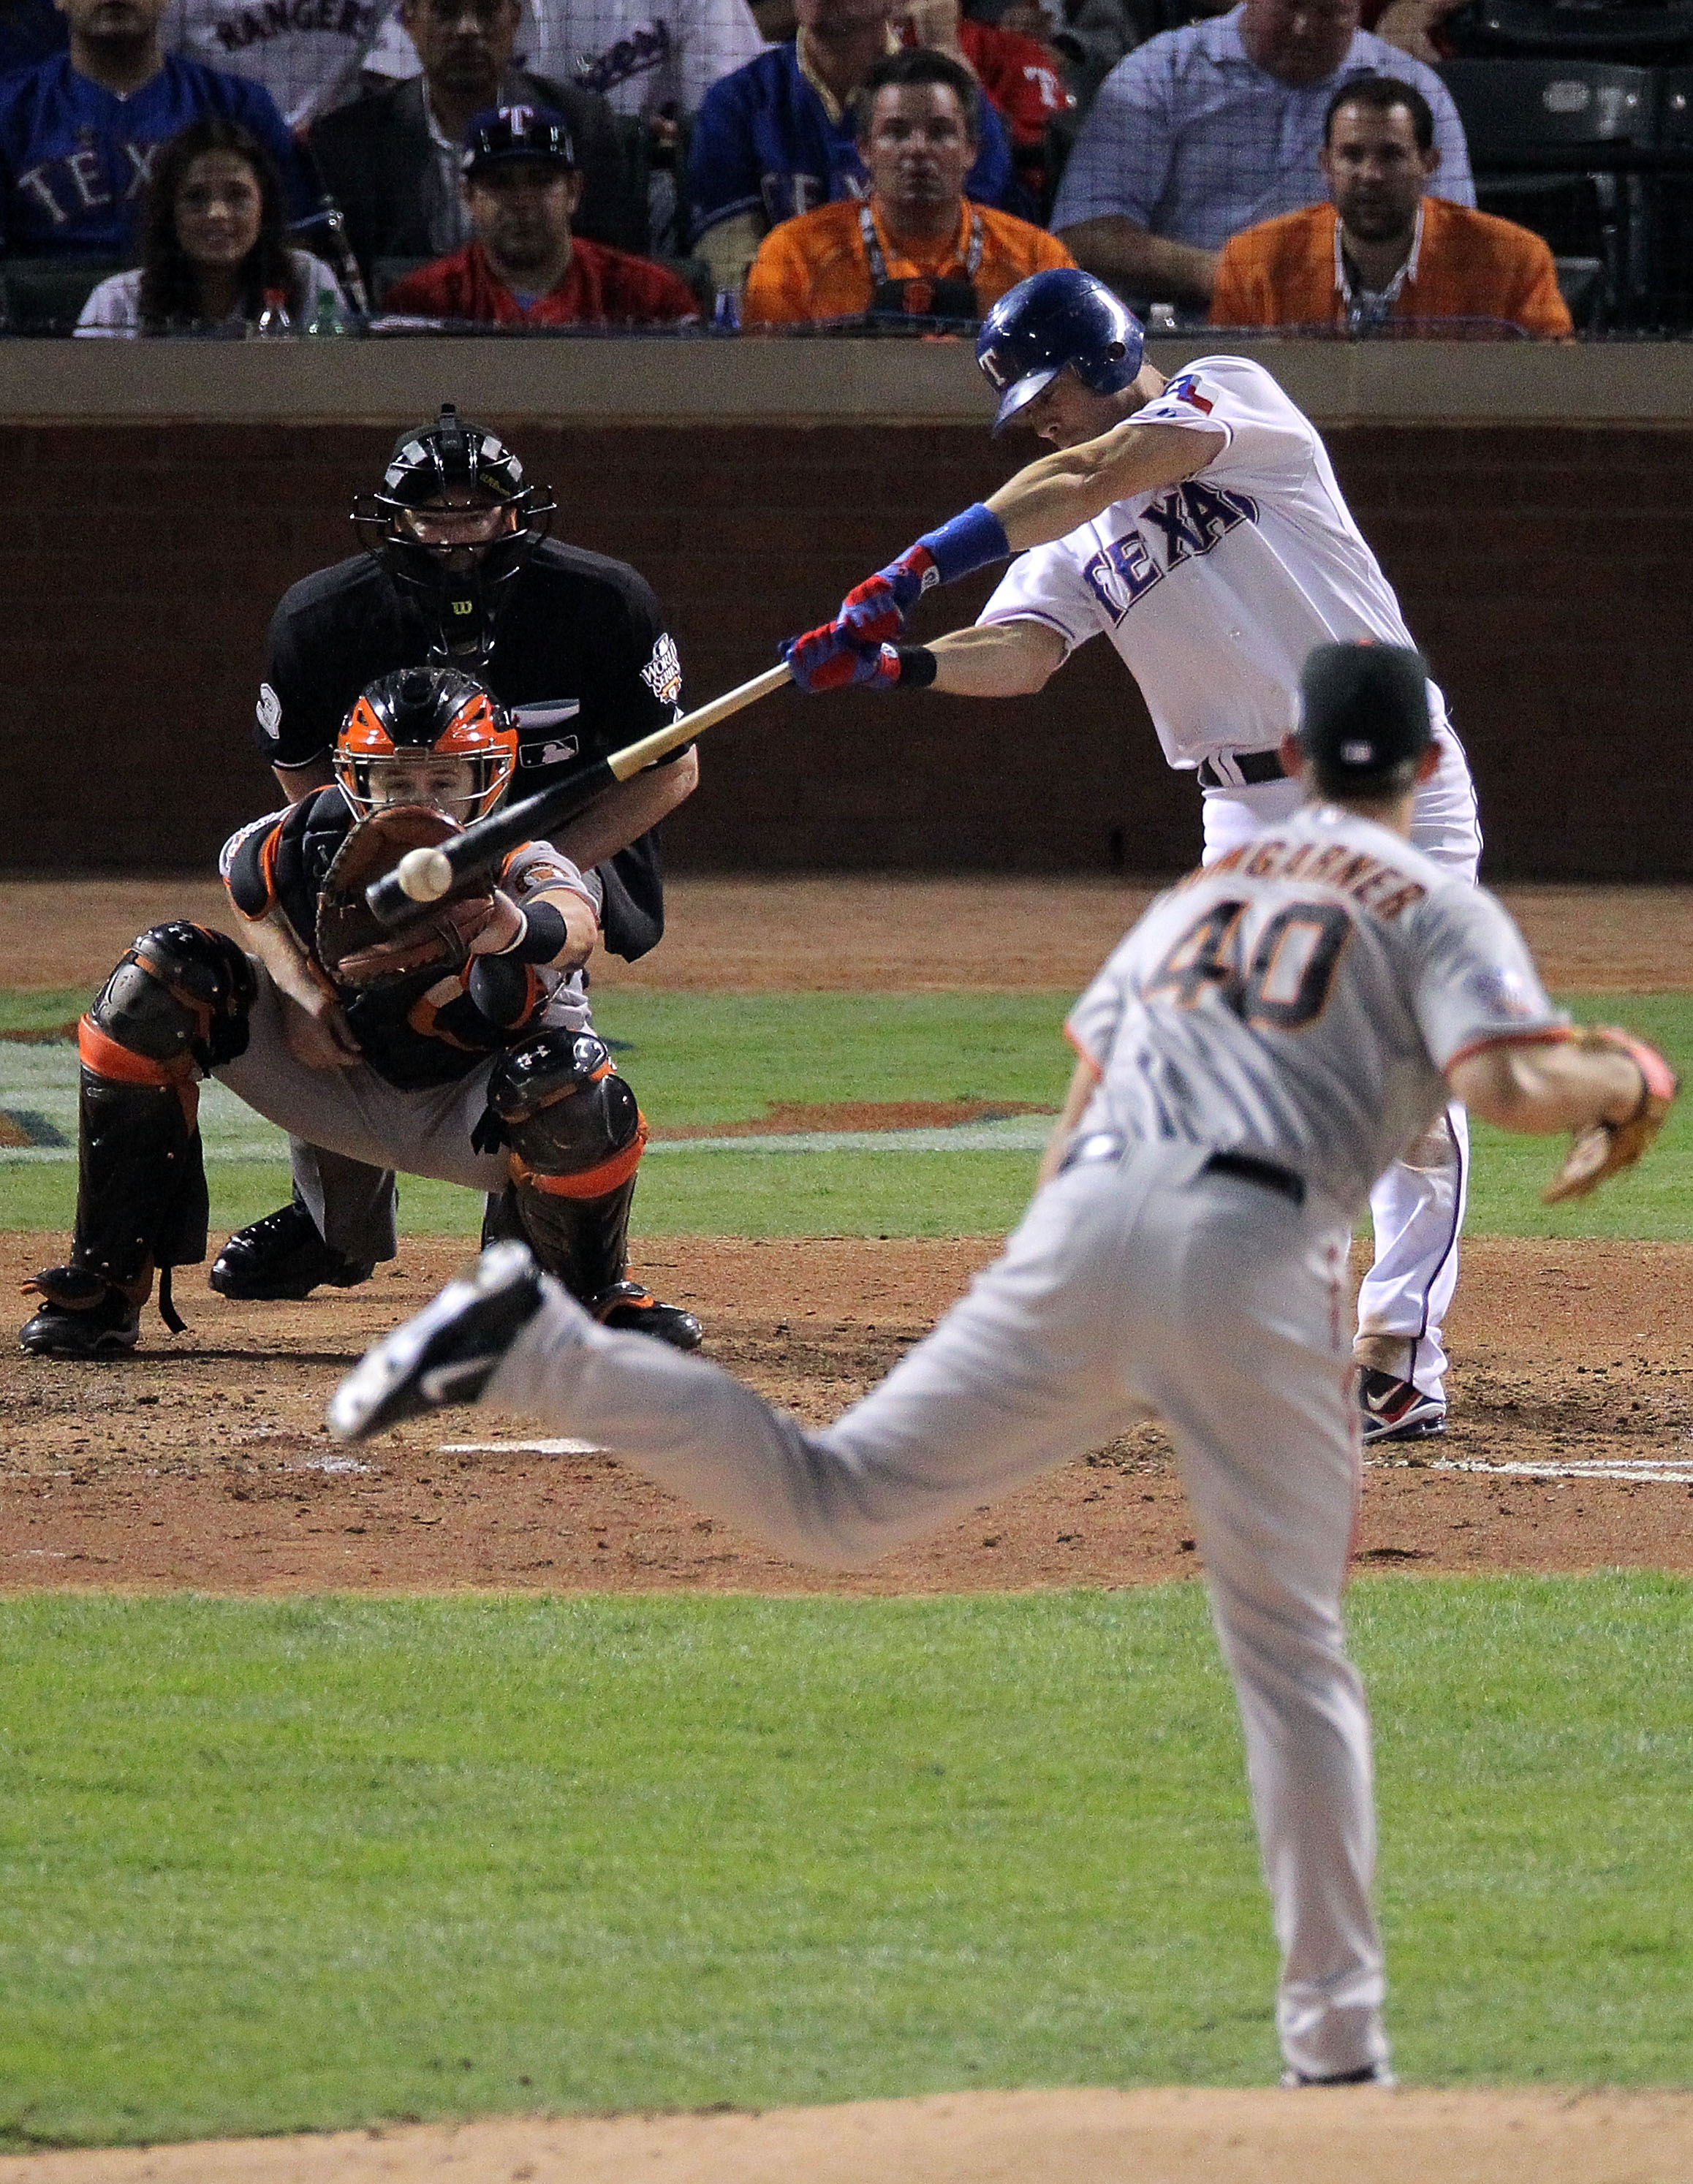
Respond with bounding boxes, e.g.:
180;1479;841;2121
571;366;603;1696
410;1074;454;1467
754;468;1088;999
398;845;455;903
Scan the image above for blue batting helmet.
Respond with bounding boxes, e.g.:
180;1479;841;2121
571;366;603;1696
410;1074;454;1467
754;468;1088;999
974;269;1145;435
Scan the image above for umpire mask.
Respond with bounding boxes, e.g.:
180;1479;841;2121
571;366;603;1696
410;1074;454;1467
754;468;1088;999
353;403;556;665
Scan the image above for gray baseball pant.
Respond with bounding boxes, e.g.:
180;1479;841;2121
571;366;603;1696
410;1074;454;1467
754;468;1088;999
486;1139;1387;2082
214;970;510;1202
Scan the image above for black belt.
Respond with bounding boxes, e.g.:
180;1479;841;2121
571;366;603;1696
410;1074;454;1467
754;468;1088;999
1202;1150;1306;1206
1197;748;1286;789
1057;1133;1306;1207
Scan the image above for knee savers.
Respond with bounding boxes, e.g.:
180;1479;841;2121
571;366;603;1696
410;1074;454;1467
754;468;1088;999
487;1030;646;1197
88;923;256;1073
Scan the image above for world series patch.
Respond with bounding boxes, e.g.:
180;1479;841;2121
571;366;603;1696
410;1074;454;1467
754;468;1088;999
640;633;683;706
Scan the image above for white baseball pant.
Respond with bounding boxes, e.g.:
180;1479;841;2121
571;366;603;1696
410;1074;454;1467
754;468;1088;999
487;1140;1390;2082
1200;717;1482;1402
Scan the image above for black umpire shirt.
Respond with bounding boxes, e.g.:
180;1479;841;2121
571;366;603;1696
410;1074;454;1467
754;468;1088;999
252;540;688;961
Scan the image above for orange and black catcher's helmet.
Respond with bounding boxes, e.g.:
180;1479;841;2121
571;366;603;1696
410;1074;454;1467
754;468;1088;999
335;667;518;823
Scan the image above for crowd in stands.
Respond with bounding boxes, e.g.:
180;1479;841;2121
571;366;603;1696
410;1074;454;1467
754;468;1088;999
0;0;1679;335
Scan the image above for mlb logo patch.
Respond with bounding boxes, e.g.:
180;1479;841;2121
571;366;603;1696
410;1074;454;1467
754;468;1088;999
520;737;580;767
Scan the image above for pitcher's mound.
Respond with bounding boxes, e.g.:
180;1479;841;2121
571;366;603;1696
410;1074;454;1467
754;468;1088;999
4;2087;1691;2184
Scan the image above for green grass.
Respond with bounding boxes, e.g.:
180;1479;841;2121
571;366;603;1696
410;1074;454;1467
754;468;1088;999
6;990;1690;1240
1;1577;1690;2146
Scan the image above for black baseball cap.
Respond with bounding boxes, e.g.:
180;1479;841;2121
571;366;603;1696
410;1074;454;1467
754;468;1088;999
1296;641;1431;784
462;103;577;177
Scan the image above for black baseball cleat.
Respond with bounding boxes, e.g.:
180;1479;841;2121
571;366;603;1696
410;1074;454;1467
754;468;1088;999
1280;2064;1397;2088
211;1202;376;1301
327;1240;545;1443
19;1267;142;1360
1358;1368;1447;1446
591;1280;704;1351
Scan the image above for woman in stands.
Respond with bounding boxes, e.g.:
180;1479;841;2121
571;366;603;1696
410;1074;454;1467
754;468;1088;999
76;116;345;335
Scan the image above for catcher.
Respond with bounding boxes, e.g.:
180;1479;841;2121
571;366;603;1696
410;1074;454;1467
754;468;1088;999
19;666;702;1361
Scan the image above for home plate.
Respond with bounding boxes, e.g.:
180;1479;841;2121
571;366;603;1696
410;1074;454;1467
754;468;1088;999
438;1438;604;1455
1379;1456;1693;1485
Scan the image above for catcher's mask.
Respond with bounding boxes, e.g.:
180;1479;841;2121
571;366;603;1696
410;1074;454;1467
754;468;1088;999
334;667;518;823
352;403;556;663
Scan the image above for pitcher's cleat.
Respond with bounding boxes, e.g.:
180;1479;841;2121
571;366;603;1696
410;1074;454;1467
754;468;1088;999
1280;2063;1397;2088
591;1279;703;1351
327;1241;543;1442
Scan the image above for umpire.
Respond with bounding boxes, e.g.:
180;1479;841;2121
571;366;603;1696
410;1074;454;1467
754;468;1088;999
216;402;699;1315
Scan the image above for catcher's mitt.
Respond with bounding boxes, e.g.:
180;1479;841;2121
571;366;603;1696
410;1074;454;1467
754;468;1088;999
316;806;501;990
1543;1026;1679;1204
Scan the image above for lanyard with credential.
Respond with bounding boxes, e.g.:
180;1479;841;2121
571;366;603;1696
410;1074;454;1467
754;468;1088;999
858;201;985;286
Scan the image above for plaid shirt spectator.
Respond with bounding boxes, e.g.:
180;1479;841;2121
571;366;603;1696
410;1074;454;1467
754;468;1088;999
1050;4;1472;252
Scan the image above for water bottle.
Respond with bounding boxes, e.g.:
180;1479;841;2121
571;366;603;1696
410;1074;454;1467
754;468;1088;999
251;286;293;338
711;287;740;331
306;286;344;337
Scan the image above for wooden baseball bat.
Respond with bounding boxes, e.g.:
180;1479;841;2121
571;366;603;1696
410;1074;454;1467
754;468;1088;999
363;662;792;931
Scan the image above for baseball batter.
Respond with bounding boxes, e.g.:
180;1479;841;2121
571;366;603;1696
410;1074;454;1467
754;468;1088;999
784;267;1480;1448
328;642;1677;2084
18;665;702;1360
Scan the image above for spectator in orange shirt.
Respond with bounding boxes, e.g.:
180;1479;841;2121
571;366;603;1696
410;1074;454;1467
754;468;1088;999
743;48;1072;325
385;102;700;325
1211;76;1572;337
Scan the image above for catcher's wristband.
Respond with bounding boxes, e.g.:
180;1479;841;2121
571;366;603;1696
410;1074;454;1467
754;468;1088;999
495;900;570;964
890;645;939;689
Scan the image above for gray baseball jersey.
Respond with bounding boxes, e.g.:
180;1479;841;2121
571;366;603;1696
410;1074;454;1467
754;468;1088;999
1066;803;1564;1213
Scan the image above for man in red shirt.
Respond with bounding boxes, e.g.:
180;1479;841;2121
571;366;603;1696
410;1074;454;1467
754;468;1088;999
386;103;700;325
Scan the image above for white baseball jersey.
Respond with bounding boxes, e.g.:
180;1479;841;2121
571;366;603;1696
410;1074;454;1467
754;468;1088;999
164;0;383;126
1066;803;1564;1213
527;0;766;118
360;0;766;114
980;356;1428;770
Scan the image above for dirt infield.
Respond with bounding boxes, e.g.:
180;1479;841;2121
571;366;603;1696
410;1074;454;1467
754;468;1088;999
4;1230;1690;1591
8;876;1693;995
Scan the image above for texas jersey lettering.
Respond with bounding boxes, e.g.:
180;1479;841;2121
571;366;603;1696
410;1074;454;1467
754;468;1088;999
1083;480;1259;621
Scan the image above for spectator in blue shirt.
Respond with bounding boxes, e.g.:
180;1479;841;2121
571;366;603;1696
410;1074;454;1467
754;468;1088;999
688;0;1022;295
0;0;309;257
1050;0;1472;316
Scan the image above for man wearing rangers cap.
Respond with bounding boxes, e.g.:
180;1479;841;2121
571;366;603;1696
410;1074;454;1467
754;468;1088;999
784;265;1482;1449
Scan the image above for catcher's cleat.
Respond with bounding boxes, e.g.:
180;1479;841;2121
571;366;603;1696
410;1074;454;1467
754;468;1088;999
19;1268;143;1360
327;1240;543;1442
1280;2064;1397;2089
1357;1367;1446;1446
591;1280;703;1352
210;1202;376;1301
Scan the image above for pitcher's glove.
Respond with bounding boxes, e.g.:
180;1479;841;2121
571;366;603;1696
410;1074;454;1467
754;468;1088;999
1543;1026;1679;1203
316;806;501;990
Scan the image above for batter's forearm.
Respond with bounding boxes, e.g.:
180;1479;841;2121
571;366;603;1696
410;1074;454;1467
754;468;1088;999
1056;214;1219;306
928;621;1066;697
985;419;1225;549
